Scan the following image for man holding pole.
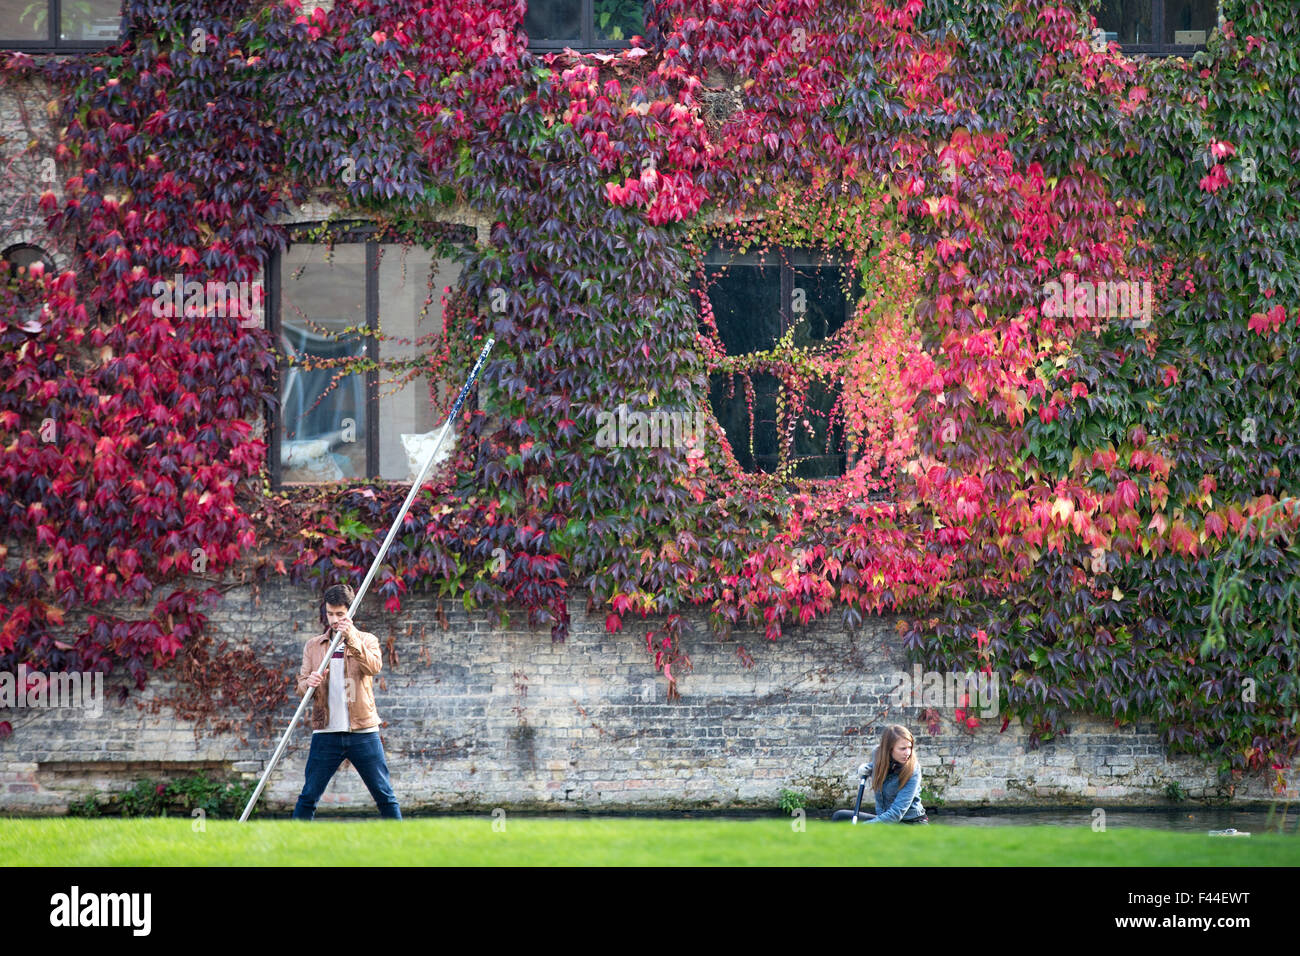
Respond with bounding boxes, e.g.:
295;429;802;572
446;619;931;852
291;583;402;820
240;336;494;823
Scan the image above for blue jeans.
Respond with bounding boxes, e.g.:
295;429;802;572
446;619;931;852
831;809;929;824
292;731;402;820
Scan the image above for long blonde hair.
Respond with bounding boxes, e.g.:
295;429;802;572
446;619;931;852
871;724;916;792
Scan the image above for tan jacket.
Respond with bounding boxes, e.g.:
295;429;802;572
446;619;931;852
297;629;383;731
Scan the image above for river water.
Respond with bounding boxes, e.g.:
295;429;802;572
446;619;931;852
929;806;1298;833
254;806;1300;833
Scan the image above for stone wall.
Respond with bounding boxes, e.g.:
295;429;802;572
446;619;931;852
0;578;1288;814
0;70;71;268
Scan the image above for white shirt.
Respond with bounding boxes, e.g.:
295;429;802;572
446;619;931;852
312;646;377;734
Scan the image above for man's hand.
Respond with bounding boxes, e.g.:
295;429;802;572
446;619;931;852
305;672;325;688
331;614;360;644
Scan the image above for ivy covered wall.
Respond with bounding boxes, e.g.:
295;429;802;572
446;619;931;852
0;0;1296;790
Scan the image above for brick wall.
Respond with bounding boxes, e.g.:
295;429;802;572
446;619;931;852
0;577;1287;814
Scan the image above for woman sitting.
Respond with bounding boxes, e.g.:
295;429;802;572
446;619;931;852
831;724;929;824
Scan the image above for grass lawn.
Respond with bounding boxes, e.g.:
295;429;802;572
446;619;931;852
2;817;1298;866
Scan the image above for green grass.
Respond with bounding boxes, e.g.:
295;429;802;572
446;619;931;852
2;818;1298;866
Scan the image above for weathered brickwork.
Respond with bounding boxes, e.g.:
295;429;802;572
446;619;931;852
1;73;70;267
0;578;1286;814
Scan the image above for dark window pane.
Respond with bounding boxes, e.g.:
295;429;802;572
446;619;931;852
702;245;851;479
789;262;853;345
61;0;122;42
790;379;846;479
593;0;642;42
525;0;582;45
1164;0;1215;45
704;253;780;357
709;372;779;474
1095;0;1153;44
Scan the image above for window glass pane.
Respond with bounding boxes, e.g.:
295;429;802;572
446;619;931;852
703;251;781;357
1095;0;1152;44
789;262;852;346
3;243;53;280
524;0;582;45
710;372;779;474
593;0;641;42
2;244;54;332
2;2;49;42
790;380;846;479
703;246;850;479
1164;0;1215;45
376;244;454;480
60;0;122;42
279;244;368;482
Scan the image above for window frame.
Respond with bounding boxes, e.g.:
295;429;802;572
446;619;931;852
0;0;124;52
2;242;57;331
525;0;642;52
2;241;56;278
698;242;858;481
1095;0;1216;58
267;220;473;489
